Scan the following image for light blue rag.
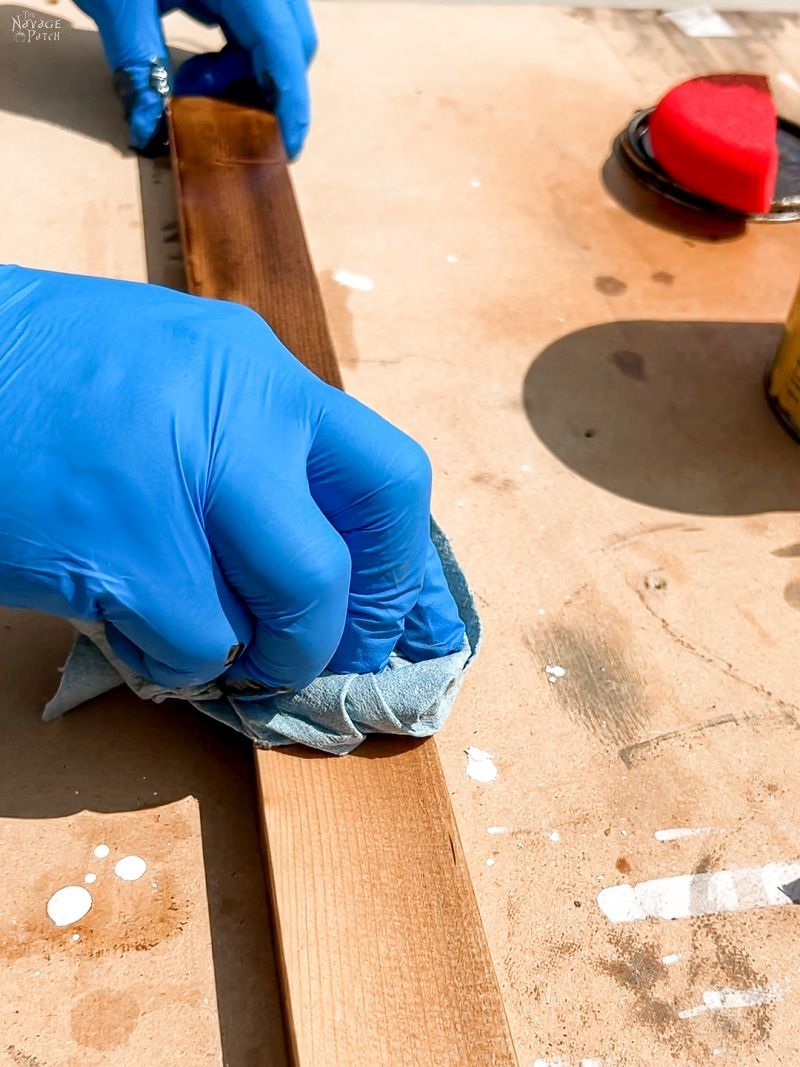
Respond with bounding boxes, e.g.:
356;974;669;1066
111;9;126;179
43;522;480;755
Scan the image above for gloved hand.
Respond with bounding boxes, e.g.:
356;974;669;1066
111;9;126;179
0;266;466;693
74;0;317;158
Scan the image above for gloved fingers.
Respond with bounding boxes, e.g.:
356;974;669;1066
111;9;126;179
394;539;466;662
305;388;448;674
169;0;315;59
197;0;315;65
215;0;310;157
159;0;217;23
103;557;253;688
75;0;171;152
205;466;351;692
285;0;317;63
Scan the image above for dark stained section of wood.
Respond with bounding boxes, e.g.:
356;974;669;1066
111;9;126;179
169;97;342;389
169;96;518;1067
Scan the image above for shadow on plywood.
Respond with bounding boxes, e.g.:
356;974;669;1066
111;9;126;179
523;320;796;515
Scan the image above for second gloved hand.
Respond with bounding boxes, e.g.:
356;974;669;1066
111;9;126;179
75;0;317;158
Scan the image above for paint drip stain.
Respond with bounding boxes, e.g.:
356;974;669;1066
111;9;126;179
465;747;498;783
70;990;140;1051
114;856;147;882
610;349;647;382
594;275;627;296
46;885;92;926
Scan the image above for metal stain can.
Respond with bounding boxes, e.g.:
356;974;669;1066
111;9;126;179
767;283;800;442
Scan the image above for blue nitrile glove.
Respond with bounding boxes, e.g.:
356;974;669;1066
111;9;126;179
74;0;317;158
0;266;466;692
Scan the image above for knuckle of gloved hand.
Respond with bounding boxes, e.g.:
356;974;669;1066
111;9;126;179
291;532;351;614
385;433;432;506
246;535;350;690
159;619;240;683
201;304;271;368
217;301;264;333
219;302;272;347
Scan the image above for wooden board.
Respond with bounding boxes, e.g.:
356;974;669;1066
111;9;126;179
169;96;518;1067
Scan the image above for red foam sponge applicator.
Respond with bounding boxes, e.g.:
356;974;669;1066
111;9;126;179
649;74;778;214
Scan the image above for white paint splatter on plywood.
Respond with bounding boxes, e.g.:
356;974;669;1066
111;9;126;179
465;747;498;783
598;860;800;922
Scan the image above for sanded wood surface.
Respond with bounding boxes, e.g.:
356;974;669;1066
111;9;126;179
169;96;517;1067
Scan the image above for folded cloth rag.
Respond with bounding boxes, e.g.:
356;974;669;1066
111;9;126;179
43;522;480;755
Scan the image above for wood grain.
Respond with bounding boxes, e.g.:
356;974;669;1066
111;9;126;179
170;97;342;389
169;96;517;1067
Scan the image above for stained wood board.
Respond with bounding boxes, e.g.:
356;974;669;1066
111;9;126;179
169;95;518;1067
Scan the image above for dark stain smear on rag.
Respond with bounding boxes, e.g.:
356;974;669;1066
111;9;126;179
534;621;651;746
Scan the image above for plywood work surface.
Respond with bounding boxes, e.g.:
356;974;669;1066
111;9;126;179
296;8;800;1066
1;2;800;1065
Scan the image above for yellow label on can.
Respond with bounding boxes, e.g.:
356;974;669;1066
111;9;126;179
768;285;800;434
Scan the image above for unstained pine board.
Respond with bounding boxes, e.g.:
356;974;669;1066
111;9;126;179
169;96;517;1066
